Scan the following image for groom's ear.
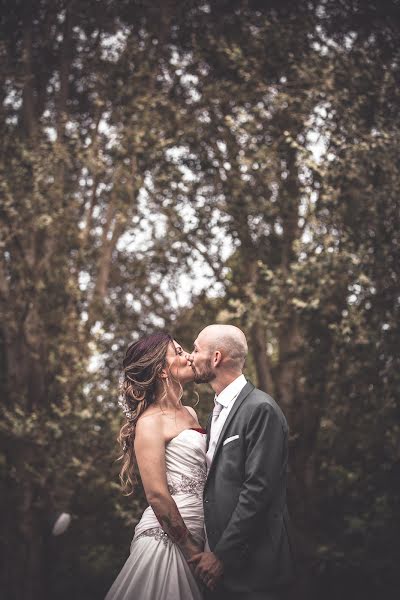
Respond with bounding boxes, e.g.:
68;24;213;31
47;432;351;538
213;351;222;367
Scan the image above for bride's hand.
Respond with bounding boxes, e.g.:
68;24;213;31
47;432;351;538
188;551;223;590
178;530;203;562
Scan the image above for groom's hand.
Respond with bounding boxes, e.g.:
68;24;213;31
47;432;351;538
188;551;223;590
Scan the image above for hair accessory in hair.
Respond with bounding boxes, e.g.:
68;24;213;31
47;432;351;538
118;394;136;422
118;375;136;422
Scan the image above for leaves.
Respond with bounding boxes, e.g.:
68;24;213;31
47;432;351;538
1;1;399;598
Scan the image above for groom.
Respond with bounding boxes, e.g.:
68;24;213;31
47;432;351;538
188;324;293;600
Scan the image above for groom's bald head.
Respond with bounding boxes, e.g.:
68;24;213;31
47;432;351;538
197;324;248;370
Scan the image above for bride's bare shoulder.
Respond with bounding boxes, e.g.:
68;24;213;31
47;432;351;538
183;405;199;424
135;407;163;437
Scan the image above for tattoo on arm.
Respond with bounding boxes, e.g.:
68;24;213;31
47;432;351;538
152;499;199;558
156;512;188;544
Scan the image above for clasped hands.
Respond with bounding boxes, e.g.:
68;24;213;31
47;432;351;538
188;551;223;591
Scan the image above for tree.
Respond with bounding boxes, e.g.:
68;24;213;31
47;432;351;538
1;1;399;598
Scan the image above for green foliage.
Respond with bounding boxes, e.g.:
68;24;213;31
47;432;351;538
1;1;399;599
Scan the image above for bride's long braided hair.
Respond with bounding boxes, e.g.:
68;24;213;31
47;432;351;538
117;332;174;495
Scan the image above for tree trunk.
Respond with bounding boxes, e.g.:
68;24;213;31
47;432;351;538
249;320;275;395
17;475;46;600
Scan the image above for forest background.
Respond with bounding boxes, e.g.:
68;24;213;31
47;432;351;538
1;1;399;599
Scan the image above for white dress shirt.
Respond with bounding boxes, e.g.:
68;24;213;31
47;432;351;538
204;374;247;551
206;374;247;470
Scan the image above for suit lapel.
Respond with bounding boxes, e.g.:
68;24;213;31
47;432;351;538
206;381;254;481
205;412;212;451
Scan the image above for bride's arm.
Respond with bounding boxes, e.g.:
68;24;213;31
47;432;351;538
134;416;201;560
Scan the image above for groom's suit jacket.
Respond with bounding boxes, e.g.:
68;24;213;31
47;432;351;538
203;380;294;595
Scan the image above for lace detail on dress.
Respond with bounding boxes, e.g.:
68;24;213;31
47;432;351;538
167;465;206;498
135;527;171;547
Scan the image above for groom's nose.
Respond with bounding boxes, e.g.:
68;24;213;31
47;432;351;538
185;351;193;363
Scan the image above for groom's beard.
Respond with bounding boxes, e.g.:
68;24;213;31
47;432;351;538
193;358;216;384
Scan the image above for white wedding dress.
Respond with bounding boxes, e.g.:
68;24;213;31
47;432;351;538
105;428;207;600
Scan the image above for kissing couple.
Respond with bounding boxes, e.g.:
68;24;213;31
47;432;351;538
105;324;294;600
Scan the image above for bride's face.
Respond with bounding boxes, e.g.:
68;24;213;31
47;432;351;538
165;340;194;384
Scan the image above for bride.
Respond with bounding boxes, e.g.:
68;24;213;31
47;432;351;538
105;332;207;600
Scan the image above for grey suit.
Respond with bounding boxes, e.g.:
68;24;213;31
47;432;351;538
203;381;294;599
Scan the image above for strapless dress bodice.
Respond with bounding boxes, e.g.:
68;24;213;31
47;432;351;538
165;428;207;498
133;428;207;547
